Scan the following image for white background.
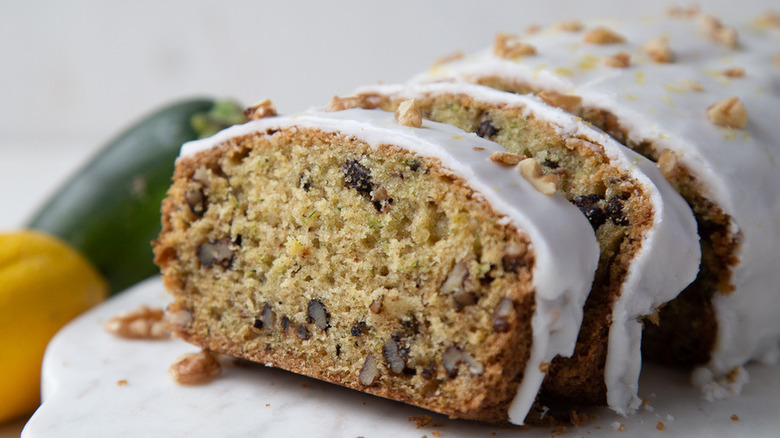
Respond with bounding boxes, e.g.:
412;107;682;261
0;0;775;228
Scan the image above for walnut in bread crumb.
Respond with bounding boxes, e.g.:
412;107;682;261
538;90;583;113
519;158;559;195
395;99;423;128
494;33;537;59
489;151;526;167
169;350;221;385
104;305;168;339
603;52;631;68
644;36;674;63
583;27;625;44
707;96;748;129
244;99;277;120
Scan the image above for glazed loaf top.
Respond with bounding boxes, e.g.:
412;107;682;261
180;107;600;423
418;12;780;391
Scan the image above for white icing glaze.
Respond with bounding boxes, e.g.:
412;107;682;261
418;13;780;403
351;81;700;415
180;108;601;424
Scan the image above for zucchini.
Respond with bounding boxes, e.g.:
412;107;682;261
28;98;246;294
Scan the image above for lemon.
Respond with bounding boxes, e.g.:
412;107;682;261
0;230;107;422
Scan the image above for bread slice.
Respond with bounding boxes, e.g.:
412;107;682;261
331;81;699;414
154;108;599;423
417;12;780;397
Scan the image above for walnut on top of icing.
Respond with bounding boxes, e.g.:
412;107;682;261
537;90;583;114
773;54;780;67
681;80;704;92
518;158;559;195
395;99;422;128
490;151;526;167
326;93;386;112
707;96;748;129
244;99;277;121
494;33;536;59
667;5;700;18
583;27;625;45
603;52;631;68
643;37;674;63
432;50;463;67
555;20;583;32
753;11;780;28
657;149;681;179
525;24;543;35
698;14;739;49
723;67;745;78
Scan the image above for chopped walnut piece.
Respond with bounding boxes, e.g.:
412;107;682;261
570;410;589;426
753;11;780;28
432;50;463;67
643;36;674;63
243;99;277;120
714;27;739;48
537;90;583;113
698;14;739;48
369;295;384;314
774;54;780;67
493;32;537;59
489;151;526;166
603;52;631;68
409;415;433;429
326;95;362;112
583;27;625;44
519;158;559;195
707;96;748;129
667;5;700;17
525;24;542;35
681;80;704;92
395;99;423;128
555;20;583;32
657;149;681;179
169;350;221;385
359;353;379;386
104;305;168;339
723;67;745;78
